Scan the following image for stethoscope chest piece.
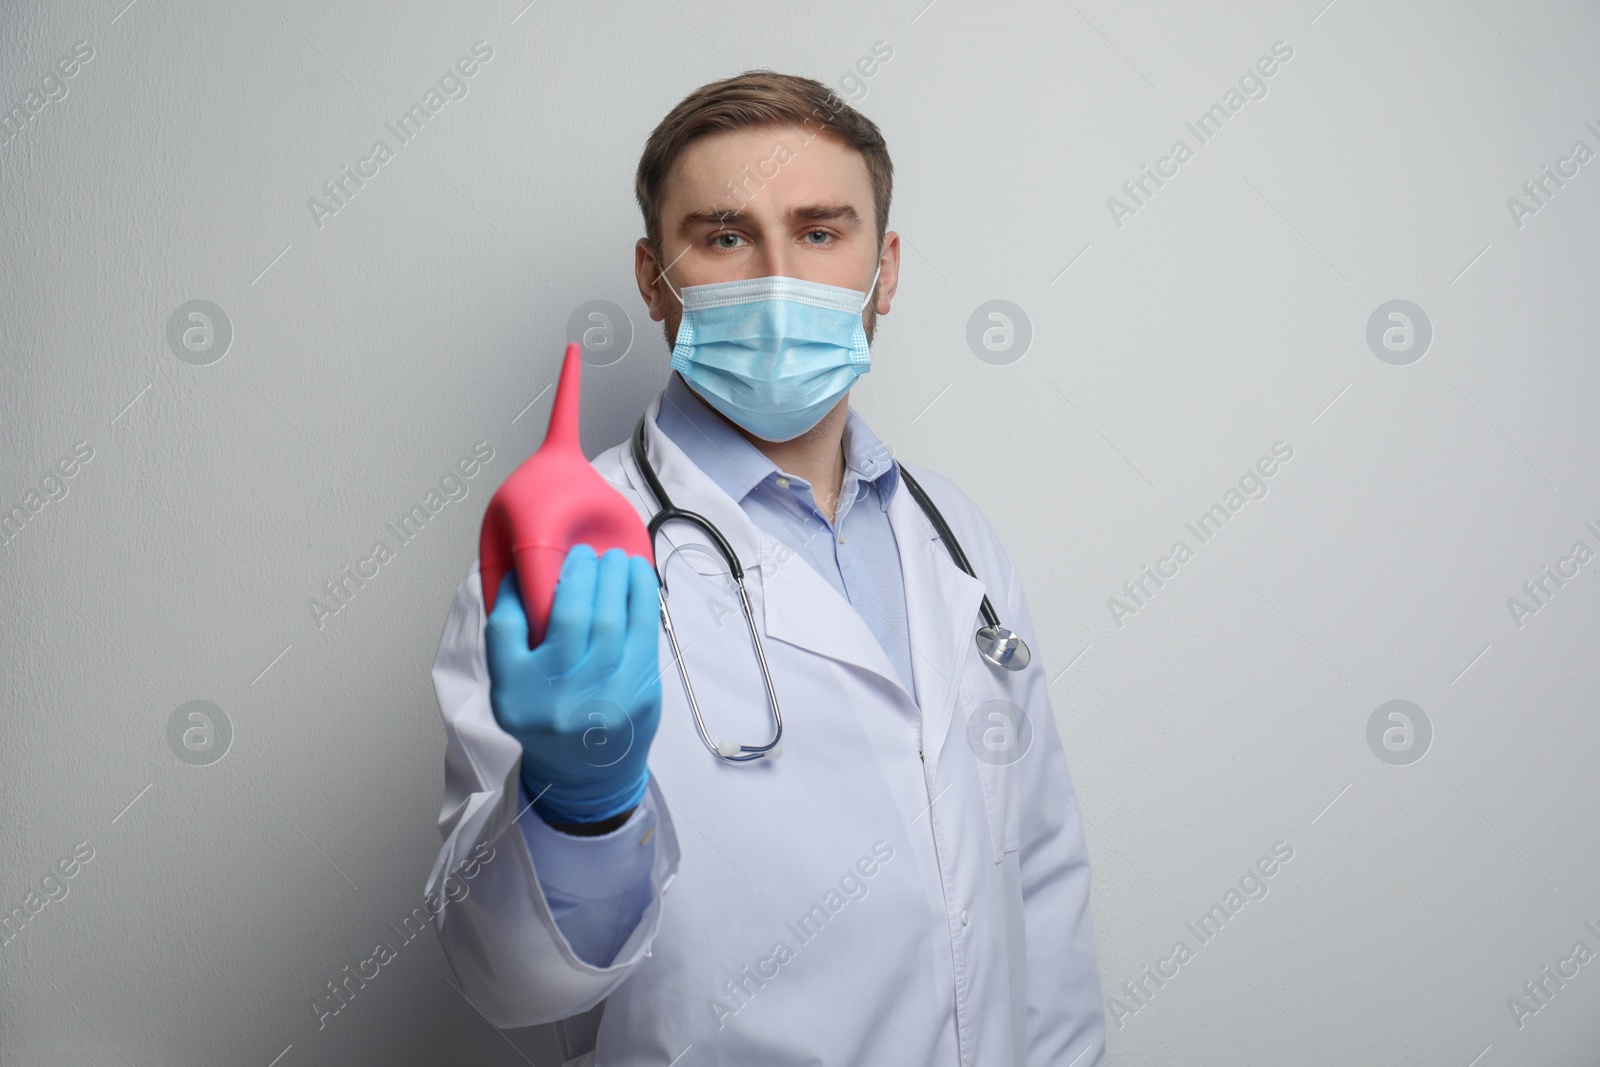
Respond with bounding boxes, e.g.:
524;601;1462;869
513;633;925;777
977;624;1030;670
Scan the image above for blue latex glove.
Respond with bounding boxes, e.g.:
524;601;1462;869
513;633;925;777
484;544;664;824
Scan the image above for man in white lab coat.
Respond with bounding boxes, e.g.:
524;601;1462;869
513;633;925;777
426;70;1106;1065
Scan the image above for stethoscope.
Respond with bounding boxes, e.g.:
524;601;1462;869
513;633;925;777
631;414;1031;765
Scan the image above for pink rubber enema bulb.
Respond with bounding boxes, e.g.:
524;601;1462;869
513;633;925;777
479;343;655;648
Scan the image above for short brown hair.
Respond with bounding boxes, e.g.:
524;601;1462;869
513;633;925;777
634;70;894;263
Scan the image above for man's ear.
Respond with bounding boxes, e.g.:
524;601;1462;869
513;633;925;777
873;230;901;316
635;238;670;322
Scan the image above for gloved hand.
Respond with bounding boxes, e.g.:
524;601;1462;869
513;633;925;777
484;544;664;825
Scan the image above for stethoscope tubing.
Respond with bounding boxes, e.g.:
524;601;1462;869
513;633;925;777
629;412;1025;764
634;416;782;762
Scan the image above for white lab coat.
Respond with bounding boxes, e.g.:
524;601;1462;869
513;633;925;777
426;391;1106;1066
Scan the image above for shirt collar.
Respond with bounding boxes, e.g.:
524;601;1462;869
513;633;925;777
654;371;900;511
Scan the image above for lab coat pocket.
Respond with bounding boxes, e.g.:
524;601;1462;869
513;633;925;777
961;683;1026;862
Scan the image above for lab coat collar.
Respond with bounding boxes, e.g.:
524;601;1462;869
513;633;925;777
621;391;987;767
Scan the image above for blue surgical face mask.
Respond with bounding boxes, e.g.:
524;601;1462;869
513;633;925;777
663;262;882;442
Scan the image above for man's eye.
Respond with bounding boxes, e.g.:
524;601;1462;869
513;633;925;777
804;230;833;244
712;233;744;249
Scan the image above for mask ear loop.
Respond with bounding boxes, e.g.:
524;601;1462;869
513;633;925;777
849;258;884;369
858;259;884;314
659;266;685;307
660;268;698;369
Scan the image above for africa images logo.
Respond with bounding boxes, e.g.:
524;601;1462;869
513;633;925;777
306;41;494;230
708;842;895;1030
308;841;495;1031
307;442;495;629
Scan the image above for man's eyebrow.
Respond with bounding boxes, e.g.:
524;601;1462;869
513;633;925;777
677;203;863;231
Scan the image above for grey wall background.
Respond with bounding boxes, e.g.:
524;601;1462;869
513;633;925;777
3;0;1597;1064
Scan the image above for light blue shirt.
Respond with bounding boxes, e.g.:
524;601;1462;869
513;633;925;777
653;370;915;697
518;372;917;966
